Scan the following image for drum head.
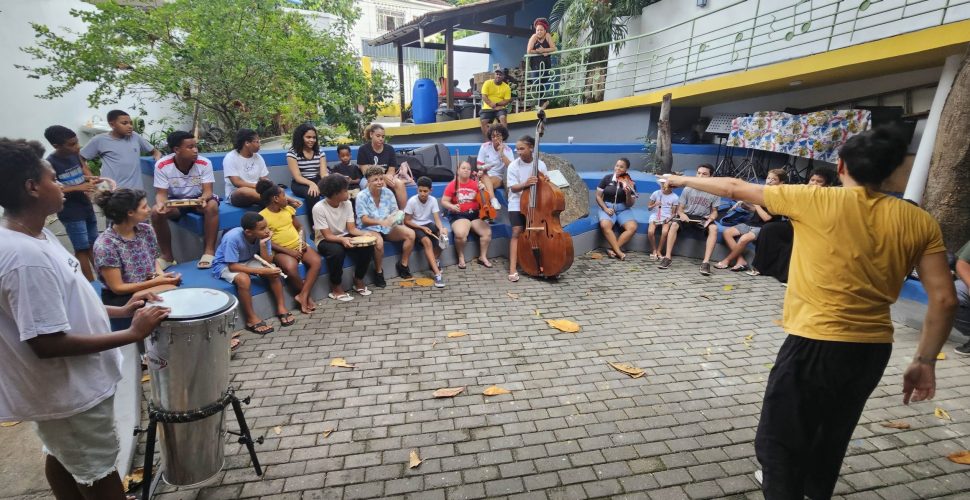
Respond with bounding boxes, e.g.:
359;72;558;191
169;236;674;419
156;288;236;320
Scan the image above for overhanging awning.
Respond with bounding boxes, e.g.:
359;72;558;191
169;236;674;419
367;0;530;48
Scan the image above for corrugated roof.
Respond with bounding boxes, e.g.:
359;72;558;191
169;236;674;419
367;0;526;46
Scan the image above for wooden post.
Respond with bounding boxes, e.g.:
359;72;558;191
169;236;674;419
397;43;406;120
655;93;673;173
445;28;455;110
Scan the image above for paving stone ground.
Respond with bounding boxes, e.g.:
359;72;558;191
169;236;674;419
137;252;970;499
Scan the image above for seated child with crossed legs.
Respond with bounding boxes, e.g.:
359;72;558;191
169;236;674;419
647;179;679;260
257;179;322;314
210;212;292;335
404;176;449;288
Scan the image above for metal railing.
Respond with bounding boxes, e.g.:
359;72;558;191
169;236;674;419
523;0;970;108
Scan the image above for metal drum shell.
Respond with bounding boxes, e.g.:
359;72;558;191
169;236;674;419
145;290;238;487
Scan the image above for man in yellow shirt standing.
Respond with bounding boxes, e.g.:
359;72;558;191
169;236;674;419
666;128;957;499
479;69;511;141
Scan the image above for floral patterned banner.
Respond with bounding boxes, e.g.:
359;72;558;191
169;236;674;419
727;110;871;163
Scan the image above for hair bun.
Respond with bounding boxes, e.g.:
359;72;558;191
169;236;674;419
255;178;275;194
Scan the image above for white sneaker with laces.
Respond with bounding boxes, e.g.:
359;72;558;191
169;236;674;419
754;469;763;485
434;274;445;288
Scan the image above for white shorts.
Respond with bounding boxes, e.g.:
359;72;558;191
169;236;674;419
34;395;119;486
219;258;263;283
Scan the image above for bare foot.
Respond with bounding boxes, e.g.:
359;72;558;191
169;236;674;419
606;249;617;259
616;251;626;261
295;294;313;314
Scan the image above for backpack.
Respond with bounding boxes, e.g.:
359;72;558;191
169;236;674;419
425;166;455;182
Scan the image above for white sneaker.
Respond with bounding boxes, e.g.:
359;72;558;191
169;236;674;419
490;197;501;210
754;469;763;485
434;274;445;288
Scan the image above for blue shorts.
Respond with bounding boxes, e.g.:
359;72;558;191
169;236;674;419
598;202;636;226
62;213;99;251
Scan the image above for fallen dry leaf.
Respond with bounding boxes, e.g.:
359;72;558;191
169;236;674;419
399;281;415;288
141;374;150;384
937;352;946;360
764;362;774;369
330;358;355;368
322;427;335;438
273;426;283;435
546;319;580;333
431;340;438;348
409;449;422;468
0;421;21;428
433;387;465;398
947;450;970;465
744;334;754;341
447;331;468;338
122;467;144;492
414;277;435;287
483;386;512;396
935;407;952;421
589;252;604;260
608;361;645;379
771;319;783;327
704;347;712;358
534;309;542;318
699;294;713;301
880;421;911;430
506;291;519;300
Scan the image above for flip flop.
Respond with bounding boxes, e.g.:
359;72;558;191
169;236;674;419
230;338;242;353
713;262;729;269
476;259;493;268
156;257;177;270
354;286;373;296
245;321;274;335
196;253;215;269
746;269;762;277
731;265;750;272
508;272;520;283
277;313;295;327
328;292;354;302
457;262;467;269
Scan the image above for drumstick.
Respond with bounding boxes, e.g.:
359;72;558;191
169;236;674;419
298;229;305;253
254;254;288;279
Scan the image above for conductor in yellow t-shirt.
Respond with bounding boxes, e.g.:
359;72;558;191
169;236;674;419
479;69;512;140
665;128;957;500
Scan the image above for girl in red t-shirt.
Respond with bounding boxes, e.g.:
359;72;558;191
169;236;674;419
441;161;493;269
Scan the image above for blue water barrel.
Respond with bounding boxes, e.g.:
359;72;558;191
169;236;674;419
412;78;438;124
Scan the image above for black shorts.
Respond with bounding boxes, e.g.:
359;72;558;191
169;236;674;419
509;211;526;228
414;223;441;249
672;218;715;236
448;211;478;223
480;109;507;123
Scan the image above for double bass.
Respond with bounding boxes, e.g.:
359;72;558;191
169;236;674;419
517;108;574;278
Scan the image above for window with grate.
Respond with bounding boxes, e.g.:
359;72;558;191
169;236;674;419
378;9;406;31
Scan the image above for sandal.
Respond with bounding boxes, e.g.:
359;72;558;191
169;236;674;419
277;313;295;327
328;292;354;302
230;338;242;353
508;272;520;283
354;286;373;296
746;269;761;276
196;253;215;269
156;257;177;270
457;262;467;269
731;264;750;272
476;258;493;268
713;262;729;269
245;321;274;335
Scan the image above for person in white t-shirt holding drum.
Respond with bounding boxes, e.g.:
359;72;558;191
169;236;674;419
476;124;513;209
403;176;448;288
314;174;378;301
151;131;220;270
0;138;170;500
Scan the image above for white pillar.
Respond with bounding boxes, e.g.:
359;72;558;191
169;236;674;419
904;54;962;203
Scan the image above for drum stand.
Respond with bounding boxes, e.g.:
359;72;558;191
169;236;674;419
136;387;263;500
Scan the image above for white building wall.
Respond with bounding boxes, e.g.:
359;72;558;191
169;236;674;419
0;0;187;148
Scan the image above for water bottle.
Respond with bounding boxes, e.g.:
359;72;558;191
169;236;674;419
440;232;449;249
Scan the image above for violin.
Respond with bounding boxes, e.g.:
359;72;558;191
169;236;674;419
613;173;637;206
517;106;574;278
476;180;497;222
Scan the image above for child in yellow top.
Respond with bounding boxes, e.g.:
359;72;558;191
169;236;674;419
256;179;321;314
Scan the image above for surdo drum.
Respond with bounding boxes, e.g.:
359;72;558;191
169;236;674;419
145;288;238;486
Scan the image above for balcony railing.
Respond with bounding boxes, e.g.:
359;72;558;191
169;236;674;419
523;0;970;109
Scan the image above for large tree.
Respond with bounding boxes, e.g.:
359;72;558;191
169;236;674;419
17;0;393;143
924;49;970;252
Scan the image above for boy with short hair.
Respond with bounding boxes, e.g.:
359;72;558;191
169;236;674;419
44;125;100;281
0;138;170;500
80;109;160;190
404;176;448;288
356;166;416;287
151;131;220;269
647;179;679;260
658;163;720;276
211;212;291;335
331;145;362;188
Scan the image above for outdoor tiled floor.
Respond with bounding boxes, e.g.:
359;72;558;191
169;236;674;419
148;253;970;500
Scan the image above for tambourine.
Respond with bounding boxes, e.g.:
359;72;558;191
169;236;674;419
349;235;377;247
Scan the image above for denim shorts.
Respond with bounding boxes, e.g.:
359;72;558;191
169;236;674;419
598;202;636;226
61;213;99;251
34;395;119;486
733;223;762;237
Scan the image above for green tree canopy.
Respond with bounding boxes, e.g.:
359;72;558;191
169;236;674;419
17;0;393;143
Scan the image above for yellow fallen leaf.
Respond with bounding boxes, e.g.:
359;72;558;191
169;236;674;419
483;386;511;396
535;309;542;318
764;362;774;369
122;467;144;492
947;450;970;465
937;352;946;360
141;374;150;383
414;278;435;287
506;291;519;300
704;347;712;358
431;340;438;348
723;284;734;291
433;387;465;398
447;331;468;338
608;361;645;379
744;334;754;341
0;421;21;427
771;318;783;327
273;426;283;435
409;449;422;468
935;407;952;421
322;427;335;438
880;421;911;430
399;281;415;288
589;252;604;260
330;358;355;368
546;319;580;333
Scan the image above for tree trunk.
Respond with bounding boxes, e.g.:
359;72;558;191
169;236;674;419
655;93;673;174
924;49;970;252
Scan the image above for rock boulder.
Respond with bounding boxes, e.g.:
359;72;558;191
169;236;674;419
537;153;589;226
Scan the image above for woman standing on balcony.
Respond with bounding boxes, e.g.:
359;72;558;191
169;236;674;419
526;18;556;104
287;124;328;232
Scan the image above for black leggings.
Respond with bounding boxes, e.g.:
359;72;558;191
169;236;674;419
291;179;320;231
317;240;374;286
